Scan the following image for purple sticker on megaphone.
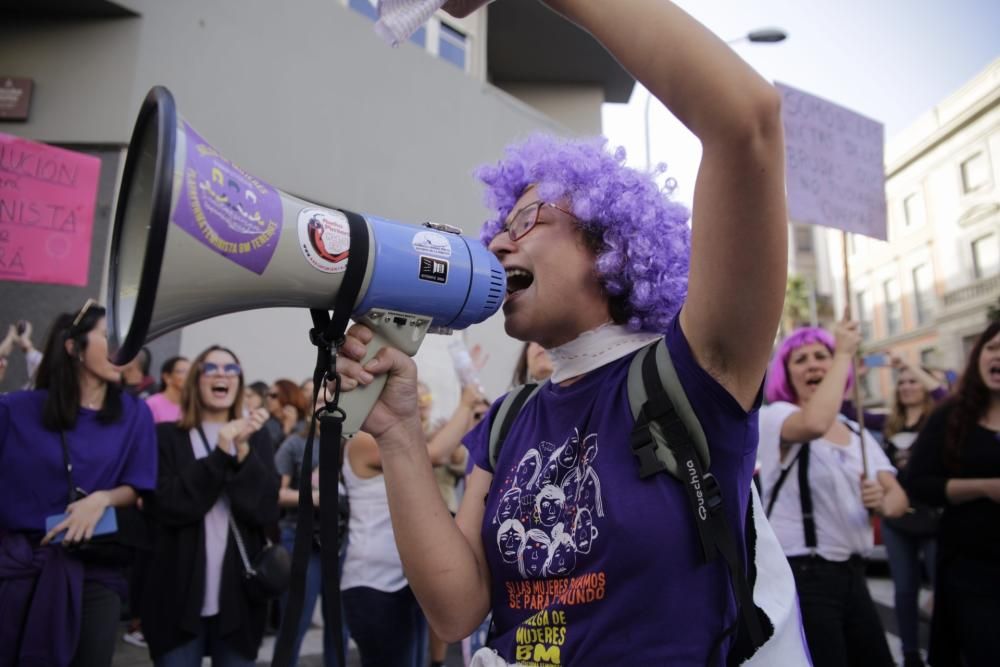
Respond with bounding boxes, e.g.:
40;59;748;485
172;121;282;274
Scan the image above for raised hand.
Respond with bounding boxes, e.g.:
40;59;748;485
860;476;885;513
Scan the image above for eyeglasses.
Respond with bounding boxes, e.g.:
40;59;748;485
501;201;575;242
71;298;97;329
201;362;242;378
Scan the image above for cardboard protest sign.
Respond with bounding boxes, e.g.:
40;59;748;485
777;82;887;241
0;133;100;285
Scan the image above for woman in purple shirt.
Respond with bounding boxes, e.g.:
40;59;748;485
334;0;789;663
0;301;157;667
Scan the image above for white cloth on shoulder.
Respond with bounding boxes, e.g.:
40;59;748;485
546;322;662;384
375;0;447;46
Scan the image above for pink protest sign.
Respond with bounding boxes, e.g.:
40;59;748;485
0;133;101;285
777;83;887;241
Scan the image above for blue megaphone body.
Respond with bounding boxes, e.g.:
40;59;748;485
106;87;505;434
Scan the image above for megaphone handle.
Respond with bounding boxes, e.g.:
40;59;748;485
337;315;430;438
338;333;390;438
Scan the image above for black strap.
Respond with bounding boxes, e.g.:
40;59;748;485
632;348;763;661
763;443;816;549
492;383;537;466
59;431;79;503
764;445;804;518
633;353;763;665
797;443;817;549
273;209;369;667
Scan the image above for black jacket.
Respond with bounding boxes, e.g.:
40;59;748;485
140;423;279;660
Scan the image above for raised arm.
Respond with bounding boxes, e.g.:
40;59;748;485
533;0;787;408
781;319;861;443
425;385;485;464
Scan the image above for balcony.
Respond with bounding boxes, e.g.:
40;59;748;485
942;273;1000;308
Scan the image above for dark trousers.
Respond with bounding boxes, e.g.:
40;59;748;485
71;581;122;667
882;522;936;656
931;557;1000;667
342;586;426;667
788;555;894;667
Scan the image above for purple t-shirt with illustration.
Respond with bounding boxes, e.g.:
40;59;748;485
0;390;158;533
466;316;759;665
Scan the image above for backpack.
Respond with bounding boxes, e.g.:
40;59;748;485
488;339;810;666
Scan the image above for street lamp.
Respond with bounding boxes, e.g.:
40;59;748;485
644;27;788;170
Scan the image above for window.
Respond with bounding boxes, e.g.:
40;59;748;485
912;263;934;326
920;348;936;368
856;290;873;340
409;26;427;47
348;0;378;20
972;234;998;279
438;22;467;70
883;278;901;336
961;152;990;193
793;224;814;253
903;192;925;228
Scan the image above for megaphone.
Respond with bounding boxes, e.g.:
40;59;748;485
107;86;505;434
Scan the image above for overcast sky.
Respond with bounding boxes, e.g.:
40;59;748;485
601;0;1000;206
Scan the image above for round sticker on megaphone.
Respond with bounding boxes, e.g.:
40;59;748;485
298;208;350;273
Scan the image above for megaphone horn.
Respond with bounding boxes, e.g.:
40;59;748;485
107;86;505;435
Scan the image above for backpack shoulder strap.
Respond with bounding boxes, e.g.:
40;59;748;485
627;338;711;479
488;382;542;471
627;337;765;656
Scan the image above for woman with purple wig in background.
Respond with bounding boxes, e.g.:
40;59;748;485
337;0;793;664
758;319;909;667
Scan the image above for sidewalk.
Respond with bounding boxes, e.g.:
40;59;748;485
111;622;465;667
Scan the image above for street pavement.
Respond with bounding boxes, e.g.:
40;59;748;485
111;572;928;666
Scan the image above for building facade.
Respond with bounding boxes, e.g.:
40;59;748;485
0;0;633;417
825;57;1000;403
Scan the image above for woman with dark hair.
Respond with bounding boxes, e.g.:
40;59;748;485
265;378;308;444
146;356;191;424
511;341;553;387
904;321;1000;666
141;345;279;666
757;319;908;667
244;380;269;413
0;301;157;666
880;361;947;667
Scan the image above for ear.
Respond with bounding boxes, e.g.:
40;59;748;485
64;338;77;358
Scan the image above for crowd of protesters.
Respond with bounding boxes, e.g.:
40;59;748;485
1;4;997;666
1;305;998;667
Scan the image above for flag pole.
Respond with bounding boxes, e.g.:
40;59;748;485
841;230;869;477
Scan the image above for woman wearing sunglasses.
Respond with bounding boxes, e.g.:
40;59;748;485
140;345;279;666
0;301;158;666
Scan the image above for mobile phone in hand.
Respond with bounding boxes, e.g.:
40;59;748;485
862;353;890;367
15;320;26;336
44;507;118;543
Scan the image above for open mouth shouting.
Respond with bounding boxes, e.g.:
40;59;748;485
505;266;534;304
208;379;235;403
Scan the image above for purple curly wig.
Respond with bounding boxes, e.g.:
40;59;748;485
765;326;855;404
476;133;691;333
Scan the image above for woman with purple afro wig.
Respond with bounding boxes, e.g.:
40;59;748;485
758;318;909;666
338;0;798;664
476;133;691;333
